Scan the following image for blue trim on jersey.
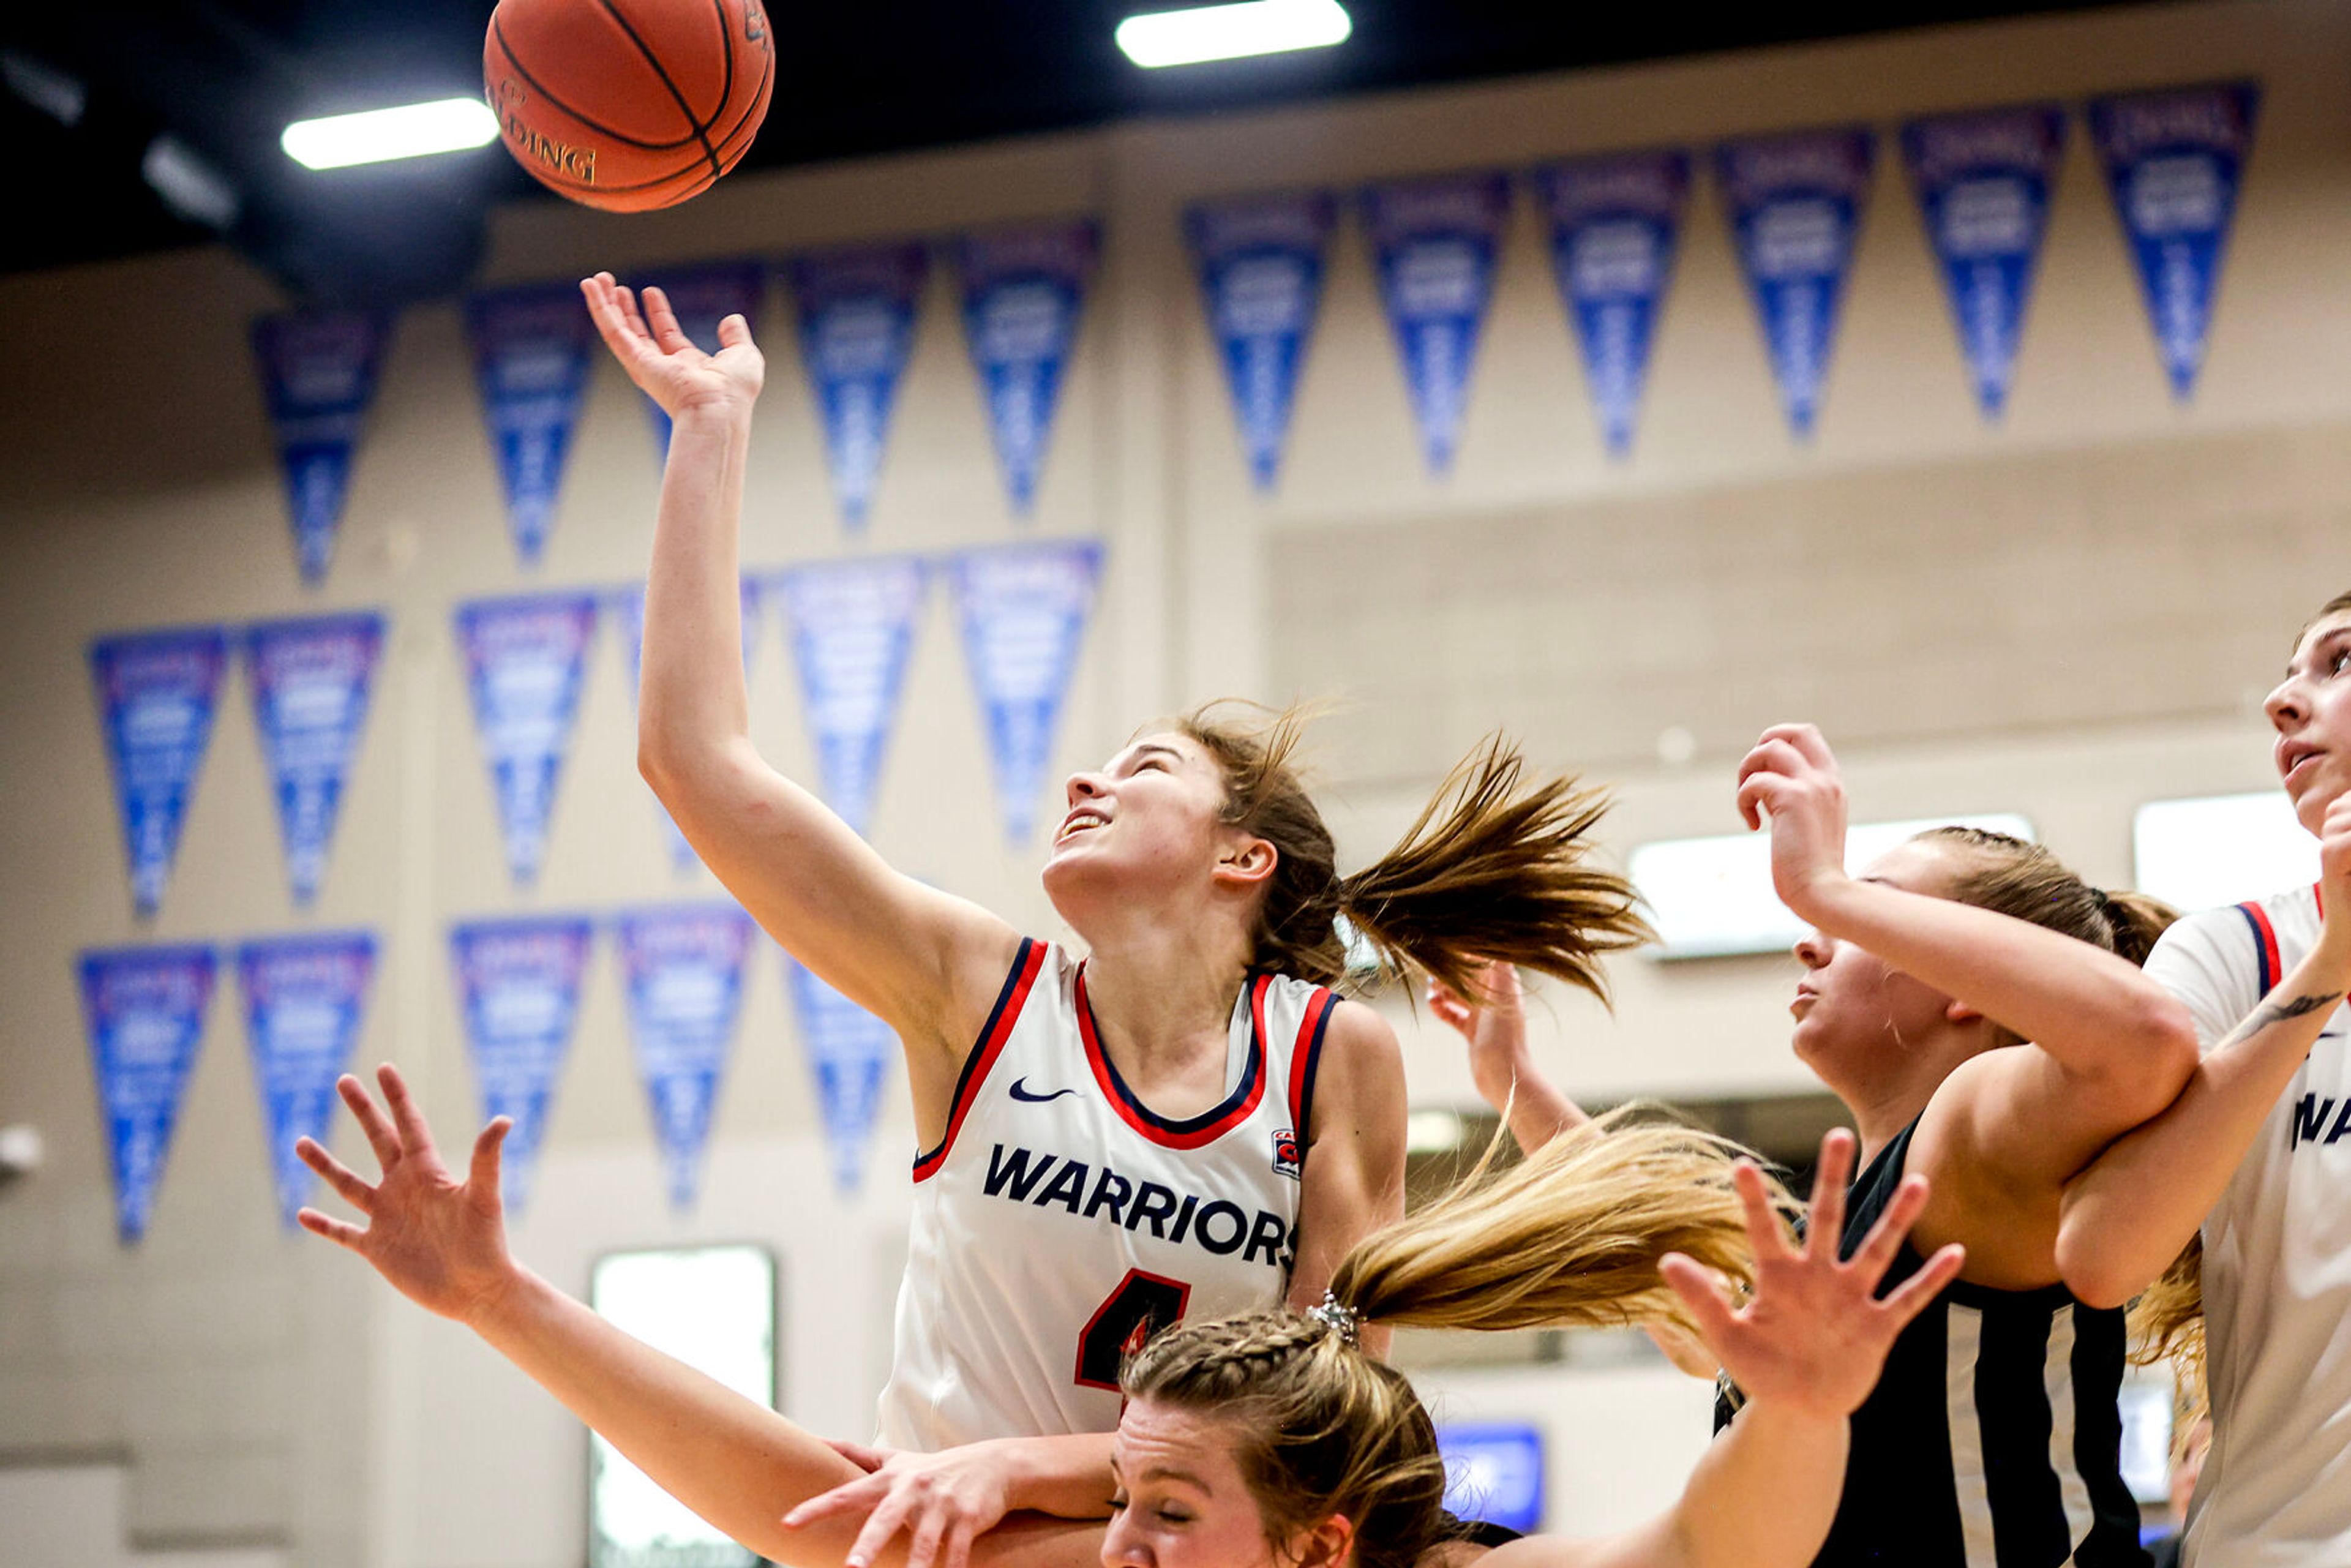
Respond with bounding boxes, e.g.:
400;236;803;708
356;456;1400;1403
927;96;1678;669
1081;970;1268;1138
912;937;1040;1175
1292;991;1336;1142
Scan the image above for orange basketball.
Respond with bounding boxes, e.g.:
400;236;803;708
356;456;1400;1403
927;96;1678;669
484;0;775;213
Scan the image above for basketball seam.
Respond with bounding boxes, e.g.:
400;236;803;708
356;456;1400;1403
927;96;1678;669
702;33;771;172
588;0;724;180
706;0;734;137
491;20;705;152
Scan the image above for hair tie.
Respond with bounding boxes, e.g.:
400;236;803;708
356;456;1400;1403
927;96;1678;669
1305;1290;1362;1346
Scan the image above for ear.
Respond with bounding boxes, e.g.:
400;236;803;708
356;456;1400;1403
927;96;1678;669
1213;832;1279;892
1283;1512;1355;1568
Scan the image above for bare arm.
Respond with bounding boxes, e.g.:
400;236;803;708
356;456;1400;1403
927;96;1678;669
296;1067;1098;1568
1739;724;2199;1191
1484;1135;1963;1568
1286;1002;1409;1357
1427;964;1590;1155
583;275;1018;1101
2057;800;2351;1306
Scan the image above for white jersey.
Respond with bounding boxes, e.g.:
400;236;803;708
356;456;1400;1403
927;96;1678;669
875;939;1337;1451
2142;883;2351;1568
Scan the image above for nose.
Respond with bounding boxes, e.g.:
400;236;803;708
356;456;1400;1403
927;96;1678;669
1065;770;1106;808
1099;1509;1147;1568
1793;929;1831;969
2266;673;2308;731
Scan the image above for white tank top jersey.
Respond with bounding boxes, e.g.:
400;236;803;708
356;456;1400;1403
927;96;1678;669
2141;883;2351;1568
874;939;1338;1452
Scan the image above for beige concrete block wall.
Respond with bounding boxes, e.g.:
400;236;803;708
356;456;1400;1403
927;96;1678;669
0;1;2341;1560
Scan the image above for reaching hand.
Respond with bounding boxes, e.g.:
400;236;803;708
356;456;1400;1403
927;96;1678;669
1427;962;1528;1108
2319;792;2351;948
294;1065;523;1328
580;271;765;419
784;1439;1022;1568
1735;723;1853;921
1660;1129;1963;1423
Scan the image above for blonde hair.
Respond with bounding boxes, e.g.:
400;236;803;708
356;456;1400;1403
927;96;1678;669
1122;1109;1783;1568
1173;703;1651;1005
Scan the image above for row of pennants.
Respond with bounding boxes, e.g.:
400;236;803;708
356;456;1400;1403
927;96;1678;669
253;81;2258;585
78;907;894;1245
92;539;1101;918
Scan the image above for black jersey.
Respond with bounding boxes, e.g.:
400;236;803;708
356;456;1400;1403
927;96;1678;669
1714;1120;2148;1568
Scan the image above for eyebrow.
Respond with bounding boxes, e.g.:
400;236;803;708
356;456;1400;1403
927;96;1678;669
1124;743;1186;766
2290;625;2351;676
1106;1457;1213;1493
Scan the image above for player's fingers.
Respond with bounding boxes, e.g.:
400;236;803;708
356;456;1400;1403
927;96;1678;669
337;1073;403;1167
641;287;692;353
716;312;752;350
296;1207;366;1250
783;1472;886;1529
469;1117;511;1199
1658;1251;1739;1353
943;1517;978;1568
377;1064;438;1159
1878;1243;1966;1329
1734;773;1787;831
1756;723;1835;770
294;1136;378;1212
1733;1160;1798;1263
900;1502;950;1568
1805;1130;1855;1260
1847;1172;1929;1283
615;284;651;341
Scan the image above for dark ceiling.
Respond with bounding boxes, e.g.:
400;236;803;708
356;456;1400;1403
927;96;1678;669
4;1;2134;304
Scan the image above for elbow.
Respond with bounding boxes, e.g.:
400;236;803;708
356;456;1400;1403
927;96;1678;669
2137;992;2202;1100
2054;1217;2139;1311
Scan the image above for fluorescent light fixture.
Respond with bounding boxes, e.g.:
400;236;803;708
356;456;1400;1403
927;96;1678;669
282;97;498;170
2133;792;2315;912
1406;1108;1465;1154
2;50;86;128
1116;0;1351;67
142;135;240;230
1631;814;2036;960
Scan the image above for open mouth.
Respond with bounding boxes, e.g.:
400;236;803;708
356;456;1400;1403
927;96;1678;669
2282;745;2325;786
1056;809;1109;843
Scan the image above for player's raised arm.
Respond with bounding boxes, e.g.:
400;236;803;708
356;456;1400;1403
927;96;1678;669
1427;962;1592;1155
580;274;1018;1067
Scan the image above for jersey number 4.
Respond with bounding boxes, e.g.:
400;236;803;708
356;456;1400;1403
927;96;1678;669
1075;1268;1192;1390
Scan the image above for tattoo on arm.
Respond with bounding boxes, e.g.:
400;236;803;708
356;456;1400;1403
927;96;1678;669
2216;990;2345;1052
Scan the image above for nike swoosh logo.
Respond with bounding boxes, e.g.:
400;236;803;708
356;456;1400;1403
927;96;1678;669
1009;1078;1076;1103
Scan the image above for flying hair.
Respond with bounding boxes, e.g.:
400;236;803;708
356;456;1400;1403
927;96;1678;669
1174;702;1652;1005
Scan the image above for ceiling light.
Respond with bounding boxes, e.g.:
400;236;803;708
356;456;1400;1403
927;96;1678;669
282;97;498;171
1116;0;1351;68
2;50;86;128
142;135;241;230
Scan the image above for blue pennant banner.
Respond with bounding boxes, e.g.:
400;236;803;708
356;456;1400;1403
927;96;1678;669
785;956;896;1195
636;261;768;461
1902;105;2066;421
245;612;384;906
948;540;1103;846
454;593;599;886
78;944;216;1243
1360;172;1515;476
771;556;928;837
784;242;930;530
450;916;594;1215
2089;82;2260;400
615;904;756;1212
1534;149;1691;457
91;627;229;918
251;310;388;584
1184;191;1337;492
464;282;599;565
955;220;1098;516
613;581;760;869
1717;127;1877;439
236;931;377;1229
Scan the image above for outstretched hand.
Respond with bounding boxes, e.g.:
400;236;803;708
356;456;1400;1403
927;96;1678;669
1427;962;1528;1102
294;1065;523;1327
784;1439;1019;1568
580;271;765;419
1735;723;1853;920
1661;1129;1962;1423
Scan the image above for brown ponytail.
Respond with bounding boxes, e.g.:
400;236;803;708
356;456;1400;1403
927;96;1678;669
1174;703;1651;1004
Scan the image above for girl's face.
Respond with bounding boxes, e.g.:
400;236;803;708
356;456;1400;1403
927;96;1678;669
1042;732;1261;925
2267;610;2351;836
1788;839;1968;1088
1103;1400;1292;1568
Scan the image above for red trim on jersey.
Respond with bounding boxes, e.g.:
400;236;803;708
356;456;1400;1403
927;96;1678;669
1286;986;1337;1136
2318;880;2327;919
2241;901;2282;997
1074;967;1269;1149
913;938;1047;1183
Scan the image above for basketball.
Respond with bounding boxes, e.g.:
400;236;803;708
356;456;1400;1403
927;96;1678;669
484;0;775;213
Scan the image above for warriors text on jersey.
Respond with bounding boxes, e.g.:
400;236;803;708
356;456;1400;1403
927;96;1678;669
875;939;1336;1450
2143;883;2351;1568
1715;1119;2146;1568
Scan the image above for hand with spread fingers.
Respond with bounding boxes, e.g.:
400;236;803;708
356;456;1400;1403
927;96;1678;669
787;1441;1014;1568
294;1065;523;1329
580;271;765;420
1662;1129;1964;1423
